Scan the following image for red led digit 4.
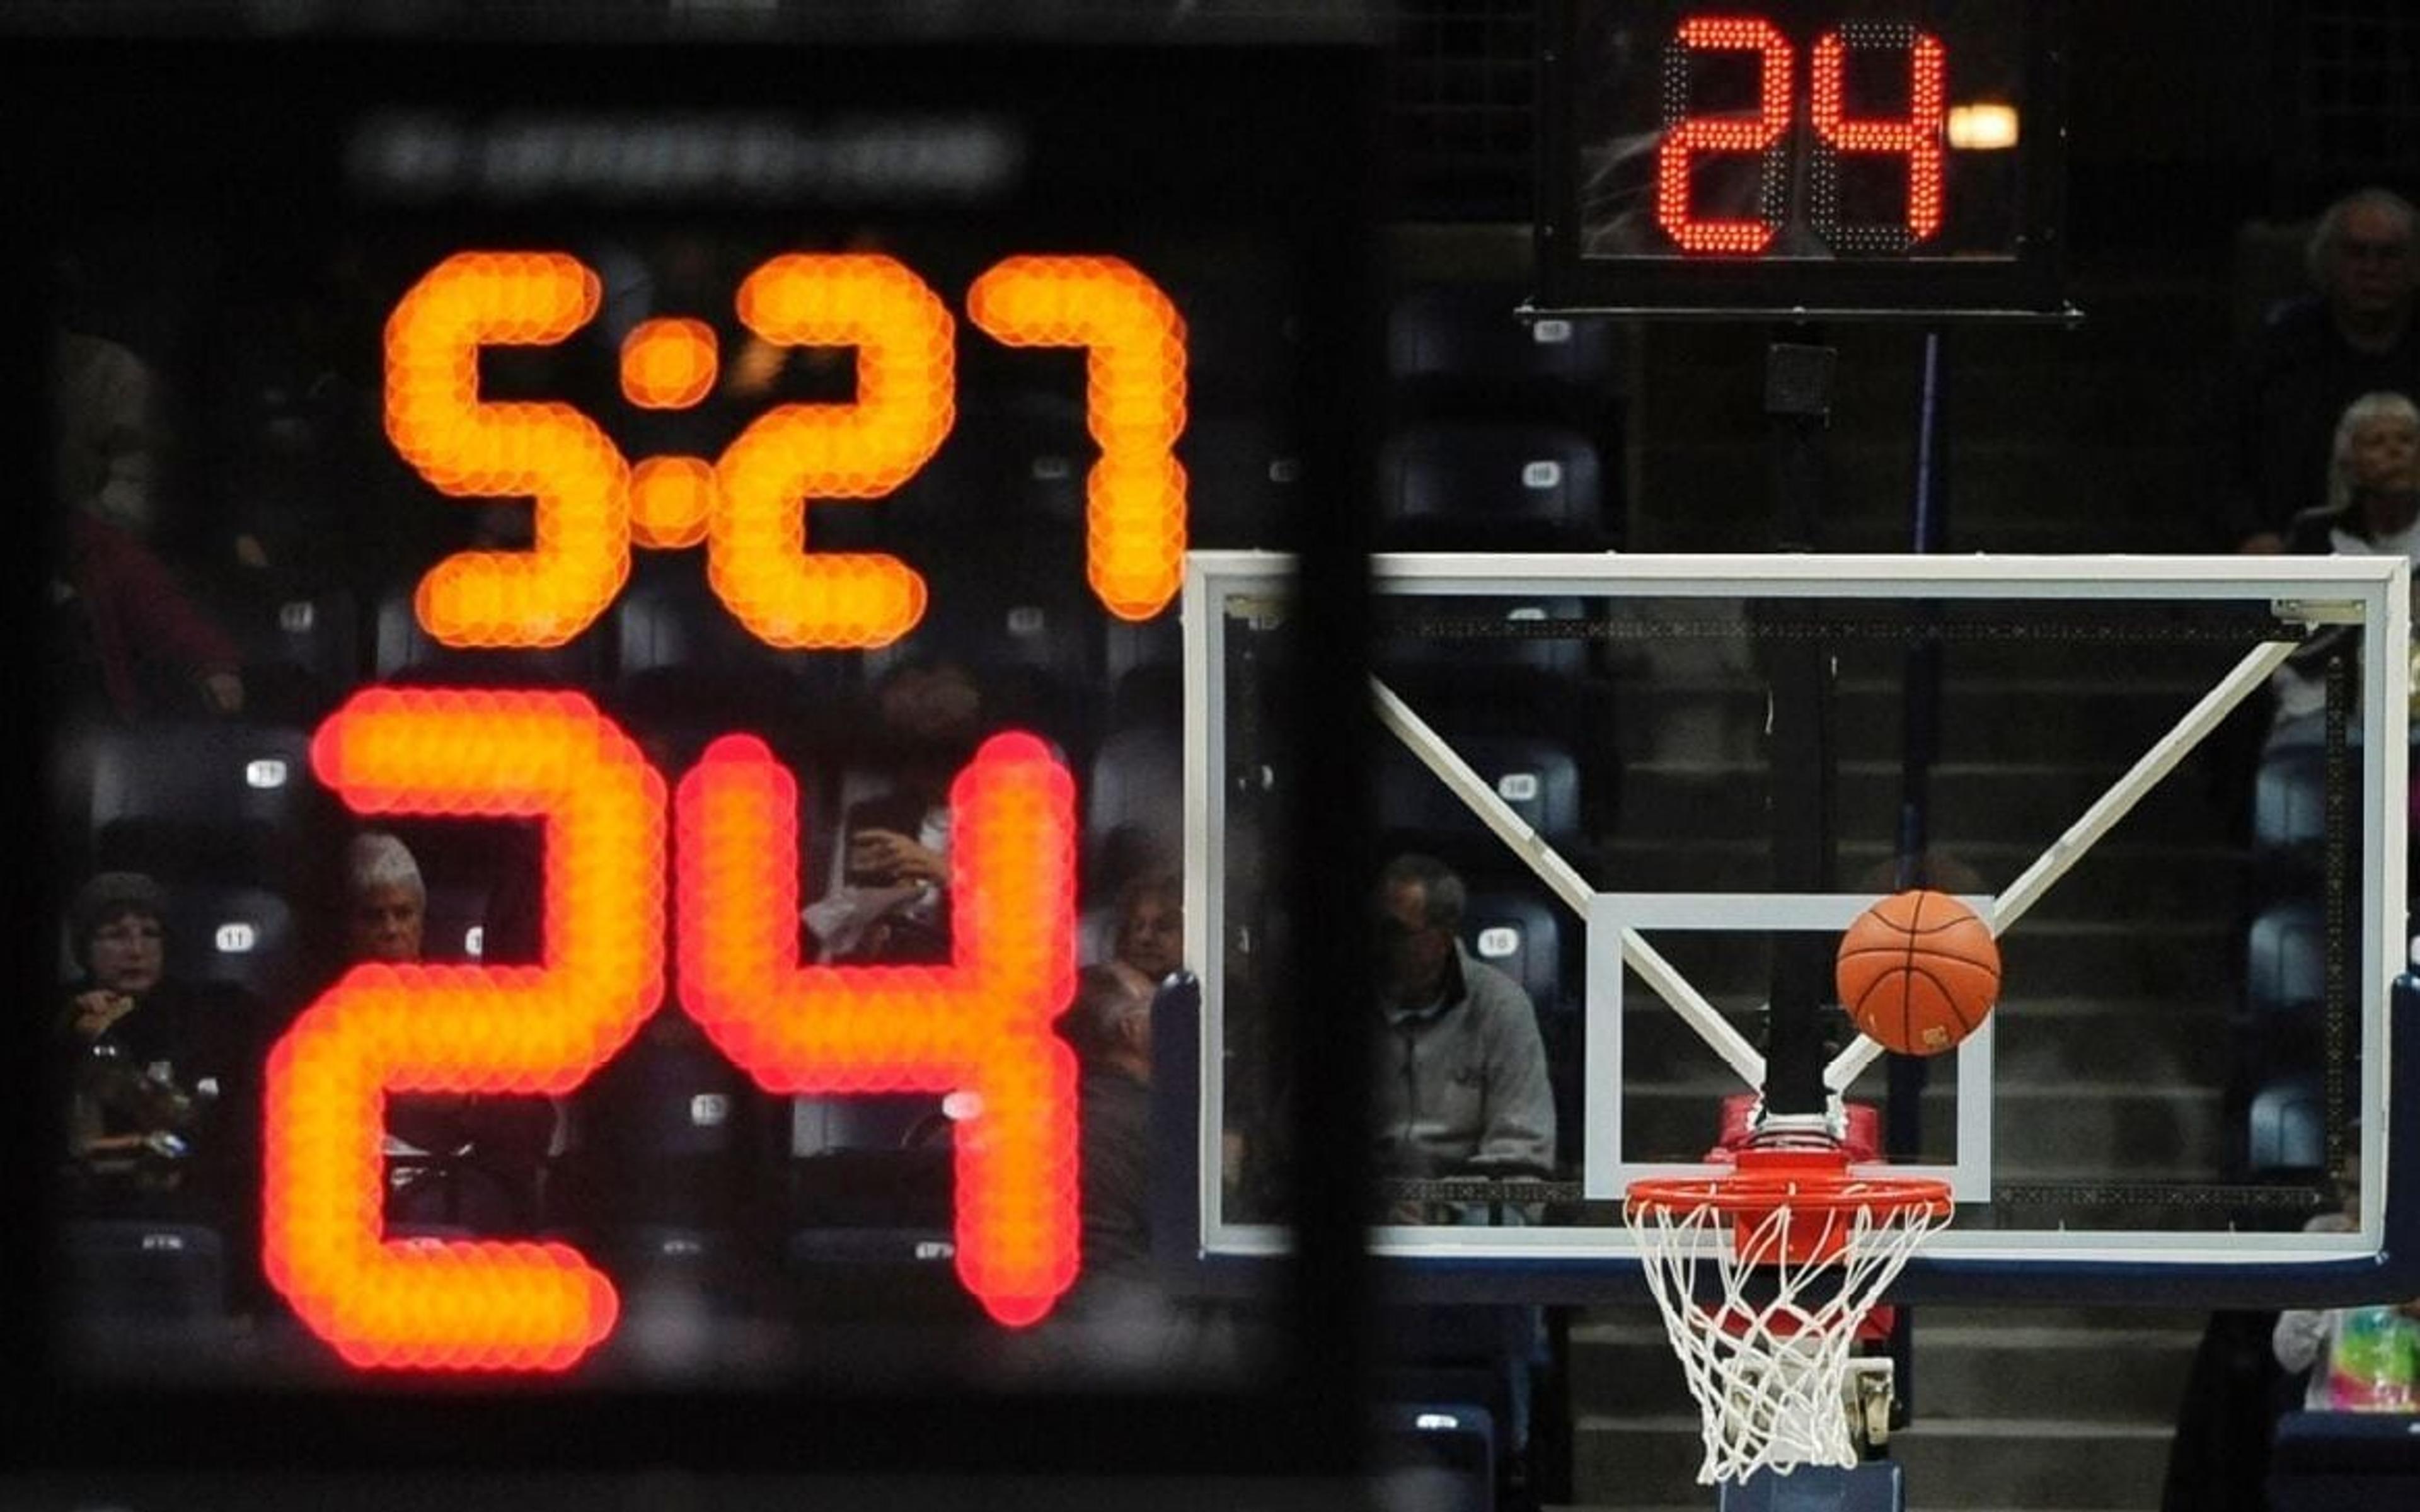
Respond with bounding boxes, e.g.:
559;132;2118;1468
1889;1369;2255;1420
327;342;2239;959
263;690;667;1371
1656;15;1794;255
1810;23;1948;255
674;732;1081;1326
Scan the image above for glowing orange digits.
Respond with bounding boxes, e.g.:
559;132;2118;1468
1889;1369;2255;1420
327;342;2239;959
710;254;954;648
1811;26;1947;253
675;731;1080;1325
263;690;666;1370
967;256;1189;621
386;253;631;648
1656;16;1794;255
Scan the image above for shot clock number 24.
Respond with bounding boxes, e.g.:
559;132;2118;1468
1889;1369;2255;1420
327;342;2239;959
261;249;1189;1371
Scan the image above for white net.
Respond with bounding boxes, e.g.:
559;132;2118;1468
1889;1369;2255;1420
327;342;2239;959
1627;1175;1950;1486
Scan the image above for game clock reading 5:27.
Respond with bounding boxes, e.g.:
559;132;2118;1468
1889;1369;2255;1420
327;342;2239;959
261;249;1185;1372
1540;0;2069;316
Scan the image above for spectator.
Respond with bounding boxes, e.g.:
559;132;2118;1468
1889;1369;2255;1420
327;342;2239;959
2274;1145;2420;1411
52;512;246;723
341;833;554;1232
53;327;160;538
1108;870;1185;986
805;657;984;965
2222;187;2420;553
55;871;259;1219
2267;391;2420;742
1373;853;1555;1185
1047;961;1236;1375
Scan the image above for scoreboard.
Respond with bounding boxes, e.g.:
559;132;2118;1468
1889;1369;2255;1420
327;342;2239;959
1537;0;2071;318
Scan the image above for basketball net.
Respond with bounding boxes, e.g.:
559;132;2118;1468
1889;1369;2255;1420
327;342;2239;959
1626;1142;1952;1486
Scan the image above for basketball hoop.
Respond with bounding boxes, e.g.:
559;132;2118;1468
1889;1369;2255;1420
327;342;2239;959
1625;1142;1952;1486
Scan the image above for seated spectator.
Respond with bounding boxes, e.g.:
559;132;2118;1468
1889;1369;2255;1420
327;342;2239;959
1107;870;1184;986
52;512;245;723
2222;187;2420;553
1373;853;1556;1189
2268;391;2420;742
55;871;260;1221
2274;1145;2420;1411
805;658;984;965
341;833;554;1232
1046;961;1236;1375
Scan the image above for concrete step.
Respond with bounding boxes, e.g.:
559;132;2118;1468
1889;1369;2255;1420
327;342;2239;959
1615;914;2235;1001
1593;837;2249;938
1616;994;2235;1087
1572;1413;2178;1509
1613;759;2221;849
1568;1317;2200;1423
1609;674;2258;768
1614;1081;2228;1175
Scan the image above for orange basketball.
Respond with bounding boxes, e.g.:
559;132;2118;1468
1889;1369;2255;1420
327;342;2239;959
1835;890;2001;1056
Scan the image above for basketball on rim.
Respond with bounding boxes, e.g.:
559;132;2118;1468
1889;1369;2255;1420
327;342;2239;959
1835;890;2001;1056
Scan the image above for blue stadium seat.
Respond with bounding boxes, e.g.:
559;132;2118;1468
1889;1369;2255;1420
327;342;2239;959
1462;890;1567;1014
2247;1072;2326;1176
86;720;321;888
1371;1401;1497;1512
2252;742;2336;852
1181;413;1303;548
1380;423;1608;551
1376;736;1587;881
2245;900;2327;1022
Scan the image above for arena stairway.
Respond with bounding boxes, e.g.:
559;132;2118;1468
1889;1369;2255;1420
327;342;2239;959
1551;253;2249;1512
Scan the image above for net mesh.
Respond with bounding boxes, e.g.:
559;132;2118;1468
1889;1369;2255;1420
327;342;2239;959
1627;1167;1950;1486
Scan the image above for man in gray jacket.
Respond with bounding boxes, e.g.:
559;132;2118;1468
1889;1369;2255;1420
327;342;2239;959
1374;853;1557;1185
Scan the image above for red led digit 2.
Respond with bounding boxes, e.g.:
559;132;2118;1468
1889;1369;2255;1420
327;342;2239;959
263;690;666;1370
1656;15;1794;255
674;731;1081;1326
1809;23;1948;255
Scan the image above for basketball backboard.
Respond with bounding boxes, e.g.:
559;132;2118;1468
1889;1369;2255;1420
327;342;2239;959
1175;551;2420;1309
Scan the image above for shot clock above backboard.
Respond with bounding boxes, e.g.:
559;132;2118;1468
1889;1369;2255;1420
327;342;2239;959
1536;0;2072;319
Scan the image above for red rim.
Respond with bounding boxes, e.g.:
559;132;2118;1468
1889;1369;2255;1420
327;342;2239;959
1626;1146;1952;1264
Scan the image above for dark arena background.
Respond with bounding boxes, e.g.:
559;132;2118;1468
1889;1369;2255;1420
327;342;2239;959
5;4;2420;1512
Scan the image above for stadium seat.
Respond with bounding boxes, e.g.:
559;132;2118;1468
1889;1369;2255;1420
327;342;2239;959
1376;736;1587;882
1465;890;1581;1170
59;1218;228;1323
1086;724;1184;902
610;558;861;751
2246;1072;2326;1176
785;1093;967;1320
1371;1401;1497;1512
164;882;302;1011
2245;900;2327;1019
1181;413;1303;549
1379;423;1608;552
86;720;322;888
216;586;360;722
371;579;607;687
1386;283;1622;420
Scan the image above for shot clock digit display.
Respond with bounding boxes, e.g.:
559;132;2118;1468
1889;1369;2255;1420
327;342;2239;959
6;29;1373;1423
1537;0;2071;317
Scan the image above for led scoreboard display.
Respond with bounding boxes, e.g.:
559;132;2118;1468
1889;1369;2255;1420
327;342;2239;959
1538;0;2070;318
6;29;1374;1461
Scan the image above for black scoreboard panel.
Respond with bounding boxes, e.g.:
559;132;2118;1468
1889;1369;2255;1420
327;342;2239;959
3;31;1380;1481
1538;0;2071;318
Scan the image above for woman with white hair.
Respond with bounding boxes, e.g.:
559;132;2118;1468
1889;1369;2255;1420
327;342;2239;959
338;830;553;1233
2268;391;2420;740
